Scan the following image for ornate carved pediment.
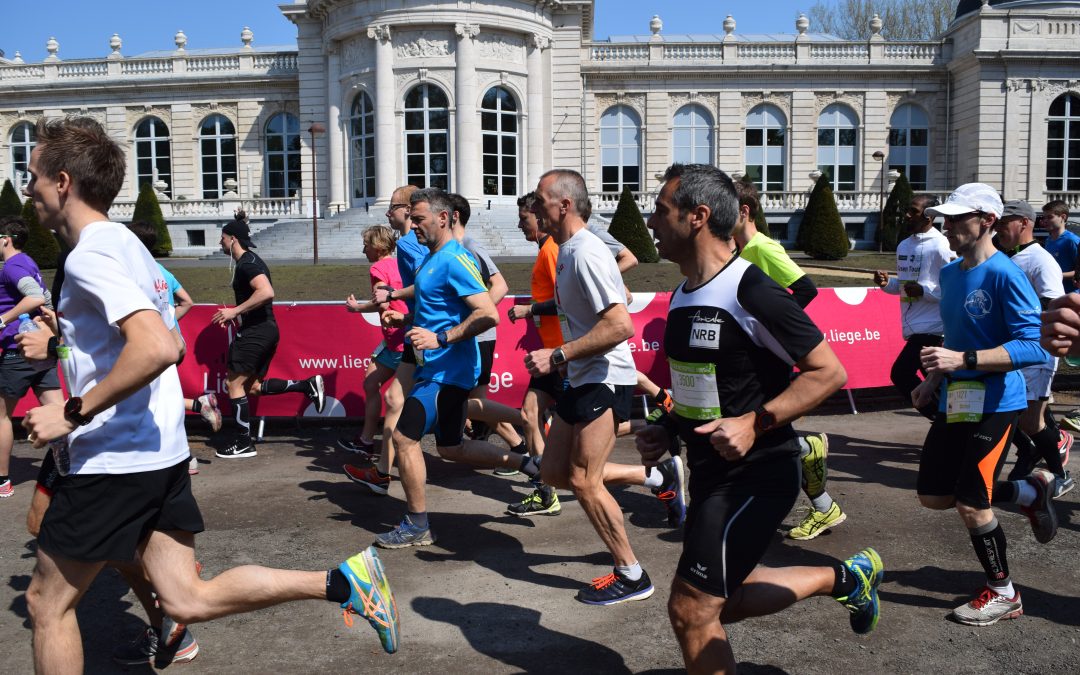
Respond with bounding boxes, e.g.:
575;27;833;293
476;33;525;64
394;31;453;59
342;35;371;68
126;106;173;129
813;91;864;119
741;92;792;120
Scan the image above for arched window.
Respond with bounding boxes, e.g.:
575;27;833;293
9;122;36;190
600;105;641;193
134;117;171;197
888;104;929;190
349;91;376;203
199;114;237;199
481;86;519;196
672;104;713;165
745;104;787;192
265;112;301;199
404;84;450;190
817;104;858;191
1047;93;1080;192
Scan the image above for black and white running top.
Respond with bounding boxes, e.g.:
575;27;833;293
665;256;823;471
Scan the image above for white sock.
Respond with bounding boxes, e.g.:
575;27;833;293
643;467;663;488
989;580;1016;598
811;492;835;512
798;436;812;458
1015;480;1037;507
616;562;642;581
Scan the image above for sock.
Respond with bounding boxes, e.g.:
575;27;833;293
831;560;858;599
539;483;555;499
0;475;8;484
519;455;539;479
510;441;527;455
231;396;251;440
190;398;203;414
643;466;663;488
798;436;812;458
992;480;1019;505
1031;424;1065;475
1044;405;1058;431
261;378;308;395
325;568;351;603
616;561;642;581
1015;479;1037;506
969;518;1010;586
405;511;428;530
811;491;835;512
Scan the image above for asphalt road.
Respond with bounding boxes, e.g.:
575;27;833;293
1;406;1078;674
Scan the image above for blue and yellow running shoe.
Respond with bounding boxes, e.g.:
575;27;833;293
837;547;883;635
338;546;399;654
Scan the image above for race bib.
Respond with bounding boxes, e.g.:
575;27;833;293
669;358;722;420
558;311;572;342
946;380;985;423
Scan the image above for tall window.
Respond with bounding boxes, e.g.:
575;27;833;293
265;113;301;198
481;86;519;196
817;104;858;191
745;104;787;192
9;122;36;189
404;84;450;190
1047;93;1080;192
599;105;641;192
349;91;376;203
888;104;929;190
672;104;713;165
199;114;237;199
134;117;172;197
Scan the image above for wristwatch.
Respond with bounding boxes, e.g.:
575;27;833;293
551;347;567;367
64;397;94;426
387;288;395;301
964;350;978;370
753;405;777;434
436;330;449;348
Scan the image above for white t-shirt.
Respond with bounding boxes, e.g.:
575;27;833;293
1010;241;1062;377
883;227;954;338
58;221;188;475
555;227;637;387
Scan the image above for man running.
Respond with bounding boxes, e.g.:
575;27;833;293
912;183;1057;626
18;116;397;672
1040;199;1079;293
641;163;881;673
213;212;325;458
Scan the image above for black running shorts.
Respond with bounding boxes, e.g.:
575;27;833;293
36;449;61;497
38;458;205;563
917;411;1018;509
0;351;61;399
227;321;279;379
396;380;471;446
476;339;496;389
528;371;567;400
555;383;633;425
401;343;417;365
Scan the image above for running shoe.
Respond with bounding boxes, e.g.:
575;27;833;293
1053;471;1075;499
307;375;326;413
344;464;391;495
1020;469;1058;543
493;466;521;477
197;393;222;432
576;569;654;605
112;623;199;666
836;547;884;635
338;436;378;462
1060;410;1080;434
506;488;561;516
652;456;687;528
216;438;257;459
801;432;829;497
374;518;436;549
952;587;1023;626
188;456;200;475
0;479;12;498
1059;429;1072;467
338;547;400;654
788;502;847;540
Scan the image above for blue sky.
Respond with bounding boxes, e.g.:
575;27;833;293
1;1;819;61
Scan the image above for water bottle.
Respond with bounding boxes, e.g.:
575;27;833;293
17;313;56;372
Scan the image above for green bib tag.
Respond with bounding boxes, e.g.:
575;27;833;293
946;380;985;423
669;358;722;420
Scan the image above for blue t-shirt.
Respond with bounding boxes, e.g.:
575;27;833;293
412;238;488;388
157;263;183;307
938;252;1048;413
1043;230;1079;292
396;230;427;313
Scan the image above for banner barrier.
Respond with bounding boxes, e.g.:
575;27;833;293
14;288;904;418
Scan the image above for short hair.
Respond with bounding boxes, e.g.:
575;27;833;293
410;187;454;221
732;178;760;220
392;185;419;204
34;116;125;212
127;220;157;252
517;192;538;210
0;216;29;249
449;193;471;226
661;163;739;240
539;169;590;217
363;225;397;256
1044;199;1070;220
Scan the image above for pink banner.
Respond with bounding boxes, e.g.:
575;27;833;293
14;289;903;417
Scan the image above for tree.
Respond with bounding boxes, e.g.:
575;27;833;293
877;172;914;252
0;180;22;216
20;198;61;269
809;0;953;41
132;182;173;257
607;186;659;263
802;177;849;260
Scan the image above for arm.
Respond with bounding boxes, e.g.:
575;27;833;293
615;247;638;273
1043;293;1080;356
212;274;274;326
172;287;194;321
487;272;509;305
373;284;415;304
408;291;498;350
874;270;901;295
0;289;46;326
787;275;818;309
525;302;633;376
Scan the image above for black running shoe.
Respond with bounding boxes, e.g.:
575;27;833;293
576;569;654;605
216;439;257;459
307;375;325;413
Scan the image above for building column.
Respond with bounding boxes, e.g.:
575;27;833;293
326;43;346;212
455;23;481;201
368;24;395;206
527;34;549;191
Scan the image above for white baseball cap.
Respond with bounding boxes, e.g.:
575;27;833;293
925;183;1003;219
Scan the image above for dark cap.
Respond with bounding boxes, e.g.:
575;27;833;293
1001;199;1036;222
222;219;256;248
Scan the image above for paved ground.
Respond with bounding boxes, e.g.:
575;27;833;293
1;405;1078;674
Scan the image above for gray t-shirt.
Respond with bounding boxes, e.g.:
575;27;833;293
555;228;637;387
587;223;627;259
461;234;500;343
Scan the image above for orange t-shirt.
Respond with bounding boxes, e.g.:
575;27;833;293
531;235;563;348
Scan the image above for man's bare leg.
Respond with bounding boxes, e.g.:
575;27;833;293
390;429;427;514
568;411;636;566
26;548;106;675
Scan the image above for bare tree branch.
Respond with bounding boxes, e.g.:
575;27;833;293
809;0;954;40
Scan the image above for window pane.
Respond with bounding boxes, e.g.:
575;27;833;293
1049;121;1065;139
602;166;618;184
503;177;516;195
888;129;906;146
430;155;447;174
839;129;857;146
484;177;498;195
405;112;424;130
267;136;283;152
405;88;422;108
502;136;516;155
407;134;425;153
483;135;497;154
766;128;785;146
746;129;763;146
482;112;497;130
1048;140;1065;158
408;155;425;174
766;165;784;184
429;132;447;153
429;110;449;129
745;165;762;184
502;156;515;175
503;115;517;133
1051;96;1067;117
818;129;834;146
484;156;498;174
910;129;928;146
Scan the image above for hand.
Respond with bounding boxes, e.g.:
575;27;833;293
903;282;924;298
22;403;75;449
346;294;363;312
1041;294;1080;357
694;412;756;461
920;346;963;374
525;348;555;377
381;310;405;327
874;270;889;287
508;305;530;323
372;285;394;305
212;306;239;327
15;328;53;361
407;327;439;351
911;378;938;410
34;308;60;337
636;425;671;466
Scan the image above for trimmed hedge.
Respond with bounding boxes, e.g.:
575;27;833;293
20;198;61;269
802;176;849;260
878;172;913;252
132;182;173;257
607;186;659;263
0;180;22;216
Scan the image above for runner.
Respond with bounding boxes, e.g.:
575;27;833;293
525;169;684;604
872;195;955;419
912;183;1057;626
1041;200;1080;433
17;116;397;672
732;179;844;541
640;163;881;672
213;211;325;458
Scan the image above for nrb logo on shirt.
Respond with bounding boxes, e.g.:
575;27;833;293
964;289;992;319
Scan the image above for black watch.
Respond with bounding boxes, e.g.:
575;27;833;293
753;405;777;434
64;397;94;426
436;330;448;348
964;350;978;370
551;347;567;366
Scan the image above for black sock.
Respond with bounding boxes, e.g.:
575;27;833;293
519;454;538;478
1044;406;1058;431
326;569;351;603
992;480;1018;504
970;518;1009;584
231;396;251;440
1031;424;1065;475
261;378;309;395
511;441;527;454
0;475;8;484
831;560;858;599
190;398;203;414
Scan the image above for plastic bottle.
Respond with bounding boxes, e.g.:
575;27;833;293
17;313;56;372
